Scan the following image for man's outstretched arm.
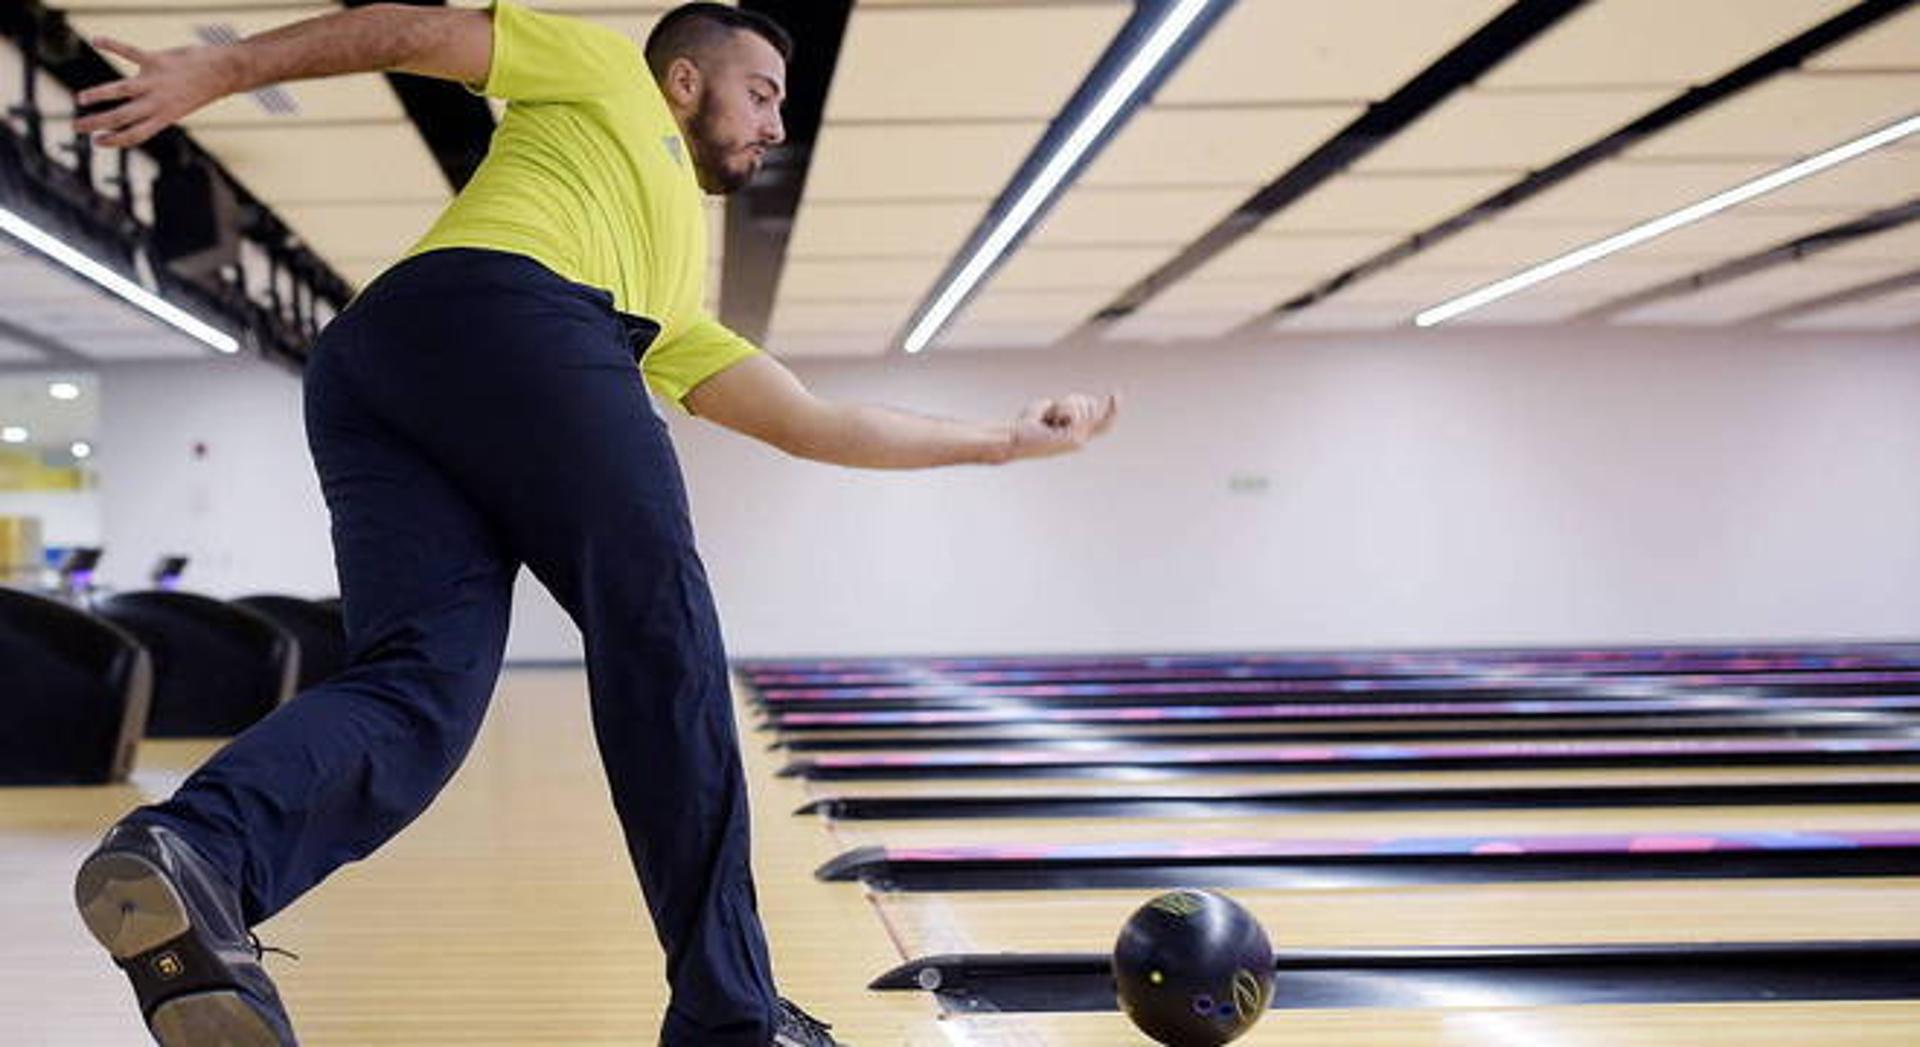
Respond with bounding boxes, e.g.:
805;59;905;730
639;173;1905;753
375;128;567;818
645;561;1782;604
75;3;492;148
683;354;1119;470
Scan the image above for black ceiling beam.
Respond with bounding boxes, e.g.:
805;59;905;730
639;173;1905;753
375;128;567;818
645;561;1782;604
0;317;91;368
340;0;494;190
1082;0;1591;331
721;0;854;343
1577;196;1920;323
1746;265;1920;329
1232;0;1918;336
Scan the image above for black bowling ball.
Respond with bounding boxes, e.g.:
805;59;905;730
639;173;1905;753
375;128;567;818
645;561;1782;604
1112;889;1276;1045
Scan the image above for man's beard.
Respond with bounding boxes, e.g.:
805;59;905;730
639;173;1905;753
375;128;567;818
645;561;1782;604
687;93;758;195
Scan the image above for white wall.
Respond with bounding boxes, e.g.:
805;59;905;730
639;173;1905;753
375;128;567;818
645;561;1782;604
672;326;1920;657
97;359;335;599
94;326;1920;662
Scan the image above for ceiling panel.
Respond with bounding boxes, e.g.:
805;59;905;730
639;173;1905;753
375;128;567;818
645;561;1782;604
72;8;405;126
1629;72;1920;160
1075;106;1358;188
61;331;208;361
940;286;1108;352
1807;6;1920;72
1158;0;1509;105
767;300;915;336
192;124;448;203
1357;87;1671;173
1602;209;1860;264
1325;266;1514;306
1781;282;1920;330
777;257;948;301
1272;300;1417;332
1434;255;1709;324
762;332;889;359
1482;0;1859;90
935;317;1085;352
276;201;448;265
1401;221;1618;272
987;245;1173;292
803;122;1045;202
825;4;1127;121
957;288;1114;326
1503;159;1776;223
1737;146;1920;213
1026;186;1245;246
1809;221;1920;264
787;201;984;259
1264;172;1515;233
1193;231;1405;281
1137;278;1303;315
1441;294;1596;326
2;299;162;339
1102;308;1243;343
1314;253;1708;330
0;258;95;304
0;331;48;363
1612;256;1915;326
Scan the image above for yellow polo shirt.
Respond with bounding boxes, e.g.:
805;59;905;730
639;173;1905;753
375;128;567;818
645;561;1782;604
407;0;757;408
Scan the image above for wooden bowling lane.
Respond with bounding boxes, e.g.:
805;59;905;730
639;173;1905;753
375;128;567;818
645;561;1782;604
914;1002;1920;1045
869;881;1920;956
3;671;937;1045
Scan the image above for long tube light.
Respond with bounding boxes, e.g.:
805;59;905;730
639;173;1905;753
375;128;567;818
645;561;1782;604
0;203;240;354
900;0;1221;354
1414;112;1920;328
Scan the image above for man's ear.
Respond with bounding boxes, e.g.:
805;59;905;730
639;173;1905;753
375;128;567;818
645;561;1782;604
662;55;703;108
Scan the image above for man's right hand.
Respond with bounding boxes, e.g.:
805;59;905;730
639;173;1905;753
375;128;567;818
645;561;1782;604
76;38;241;149
72;5;494;151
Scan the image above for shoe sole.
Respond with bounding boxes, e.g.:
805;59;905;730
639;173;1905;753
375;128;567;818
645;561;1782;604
75;851;288;1047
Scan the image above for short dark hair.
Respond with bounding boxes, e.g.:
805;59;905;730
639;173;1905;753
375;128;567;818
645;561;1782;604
645;4;794;79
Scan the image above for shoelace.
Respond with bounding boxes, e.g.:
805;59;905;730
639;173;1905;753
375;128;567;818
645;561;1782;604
248;932;301;963
775;997;835;1043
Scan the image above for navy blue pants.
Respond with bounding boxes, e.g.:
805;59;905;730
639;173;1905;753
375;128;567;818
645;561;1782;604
134;249;778;1044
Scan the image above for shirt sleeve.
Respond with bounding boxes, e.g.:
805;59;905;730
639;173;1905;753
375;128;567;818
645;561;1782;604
479;1;646;103
643;314;763;410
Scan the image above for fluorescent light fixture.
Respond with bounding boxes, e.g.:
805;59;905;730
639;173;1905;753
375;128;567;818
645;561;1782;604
900;0;1219;354
1414;112;1920;328
48;380;82;401
71;440;93;460
1;426;28;444
0;204;240;354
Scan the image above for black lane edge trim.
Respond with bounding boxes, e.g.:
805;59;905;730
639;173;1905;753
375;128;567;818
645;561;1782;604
819;847;1920;891
869;942;1920;1011
762;707;1920;731
797;780;1920;820
784;749;1920;781
752;681;1920;712
774;718;1920;751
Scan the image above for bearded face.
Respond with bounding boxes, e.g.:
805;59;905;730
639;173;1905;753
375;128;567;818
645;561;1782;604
675;31;786;196
686;89;768;195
